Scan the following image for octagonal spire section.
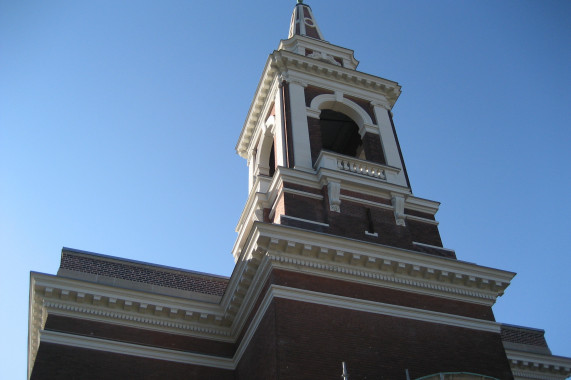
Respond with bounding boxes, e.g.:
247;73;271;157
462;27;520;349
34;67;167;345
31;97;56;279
288;1;324;40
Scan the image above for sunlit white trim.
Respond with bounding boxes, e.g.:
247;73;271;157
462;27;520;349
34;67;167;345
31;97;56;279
40;330;234;370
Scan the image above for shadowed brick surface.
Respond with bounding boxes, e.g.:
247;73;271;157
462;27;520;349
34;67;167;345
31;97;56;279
30;343;234;380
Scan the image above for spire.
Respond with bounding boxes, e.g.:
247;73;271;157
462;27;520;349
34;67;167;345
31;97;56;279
288;1;325;40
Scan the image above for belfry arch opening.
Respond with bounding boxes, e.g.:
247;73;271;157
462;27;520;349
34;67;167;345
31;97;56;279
268;141;275;177
319;109;364;159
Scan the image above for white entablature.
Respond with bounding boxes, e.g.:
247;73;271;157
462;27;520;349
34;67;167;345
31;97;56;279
279;35;360;70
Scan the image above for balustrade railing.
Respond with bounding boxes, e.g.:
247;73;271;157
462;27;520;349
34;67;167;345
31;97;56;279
336;157;386;180
314;151;400;183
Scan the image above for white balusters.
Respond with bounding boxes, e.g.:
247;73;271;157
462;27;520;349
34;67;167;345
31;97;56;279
336;157;386;180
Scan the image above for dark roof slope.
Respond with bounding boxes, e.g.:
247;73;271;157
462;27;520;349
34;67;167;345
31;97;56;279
58;248;228;299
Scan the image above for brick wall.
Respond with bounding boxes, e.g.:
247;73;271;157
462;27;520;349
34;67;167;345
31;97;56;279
44;314;235;357
235;302;279;379
270;269;495;320
271;298;514;380
277;183;445;254
362;131;386;164
31;342;234;380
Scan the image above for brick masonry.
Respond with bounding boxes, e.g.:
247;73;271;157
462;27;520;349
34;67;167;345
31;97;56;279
270;298;513;380
44;314;236;358
362;131;387;164
278;183;445;255
30;343;235;380
233;268;510;379
269;269;495;320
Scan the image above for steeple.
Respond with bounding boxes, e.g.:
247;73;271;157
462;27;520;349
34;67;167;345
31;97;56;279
288;1;325;40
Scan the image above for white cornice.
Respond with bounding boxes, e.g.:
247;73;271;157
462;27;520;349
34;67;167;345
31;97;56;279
506;349;571;376
278;35;359;69
510;370;568;380
31;273;230;337
236;56;278;158
249;223;514;303
273;50;400;100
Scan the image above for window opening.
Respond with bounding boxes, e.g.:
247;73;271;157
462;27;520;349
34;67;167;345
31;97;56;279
319;109;362;158
269;142;276;177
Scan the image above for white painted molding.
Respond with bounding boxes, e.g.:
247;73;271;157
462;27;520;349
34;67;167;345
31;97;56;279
340;194;393;211
270;285;501;333
282;187;323;201
279;215;329;227
249;223;515;301
309;93;373;127
413;242;455;253
407;214;439;226
40;330;234;370
506;349;571;373
391;194;406;226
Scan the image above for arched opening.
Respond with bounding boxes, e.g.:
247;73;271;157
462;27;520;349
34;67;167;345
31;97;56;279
268;141;275;177
319;109;364;159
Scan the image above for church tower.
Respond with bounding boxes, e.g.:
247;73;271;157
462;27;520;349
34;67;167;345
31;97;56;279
236;1;442;256
231;1;515;378
27;2;571;380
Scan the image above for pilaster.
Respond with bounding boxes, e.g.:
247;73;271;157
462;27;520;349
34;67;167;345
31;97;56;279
373;102;407;187
287;80;313;171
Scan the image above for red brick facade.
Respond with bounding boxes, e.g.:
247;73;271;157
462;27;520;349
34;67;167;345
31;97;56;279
30;343;234;380
276;181;446;256
268;298;513;380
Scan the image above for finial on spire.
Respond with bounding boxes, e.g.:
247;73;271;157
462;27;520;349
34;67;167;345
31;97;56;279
288;0;325;40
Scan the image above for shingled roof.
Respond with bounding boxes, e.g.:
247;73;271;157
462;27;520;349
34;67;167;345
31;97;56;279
500;323;552;355
57;248;229;302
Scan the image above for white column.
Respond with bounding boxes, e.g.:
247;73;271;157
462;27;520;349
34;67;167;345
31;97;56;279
247;152;256;192
288;80;313;171
273;91;286;168
373;101;407;187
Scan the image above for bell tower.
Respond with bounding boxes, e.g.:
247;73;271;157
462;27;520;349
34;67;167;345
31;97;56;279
236;0;445;260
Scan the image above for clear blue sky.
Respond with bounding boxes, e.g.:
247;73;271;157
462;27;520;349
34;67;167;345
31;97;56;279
1;0;569;377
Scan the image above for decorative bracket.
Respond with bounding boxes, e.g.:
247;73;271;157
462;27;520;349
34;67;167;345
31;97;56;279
327;180;341;212
391;194;406;226
371;97;391;111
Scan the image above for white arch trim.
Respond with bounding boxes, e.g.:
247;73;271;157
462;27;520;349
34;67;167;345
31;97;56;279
308;94;374;127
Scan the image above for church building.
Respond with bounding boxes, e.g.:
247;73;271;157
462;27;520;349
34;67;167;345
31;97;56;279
28;2;571;379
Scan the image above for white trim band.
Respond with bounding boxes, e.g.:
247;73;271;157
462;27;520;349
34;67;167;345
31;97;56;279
40;330;235;370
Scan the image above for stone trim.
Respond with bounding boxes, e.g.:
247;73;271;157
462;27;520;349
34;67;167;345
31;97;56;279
506;349;571;380
282;187;324;200
249;223;514;304
279;215;329;227
40;330;235;370
270;285;500;333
